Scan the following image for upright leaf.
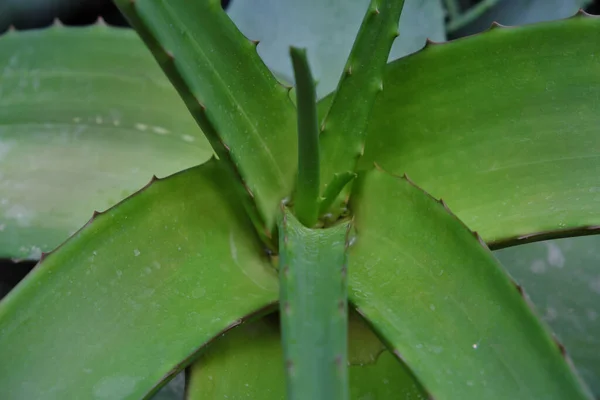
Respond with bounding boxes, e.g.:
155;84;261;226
360;14;600;245
0;160;278;399
278;209;350;400
0;25;212;259
348;168;592;400
114;0;298;230
185;312;428;400
319;0;405;215
290;47;320;227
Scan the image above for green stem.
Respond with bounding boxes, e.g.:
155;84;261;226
290;47;320;227
279;210;350;400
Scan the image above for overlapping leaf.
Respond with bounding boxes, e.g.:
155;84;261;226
0;25;212;259
348;168;592;400
0;160;278;399
360;14;600;245
115;0;297;230
186;312;427;400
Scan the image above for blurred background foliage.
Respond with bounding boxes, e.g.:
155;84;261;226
0;0;599;399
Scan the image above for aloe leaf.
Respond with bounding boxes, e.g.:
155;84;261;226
0;25;212;260
290;47;320;227
359;13;600;246
114;0;297;230
185;311;427;400
228;0;445;97
278;209;350;400
495;236;600;395
347;168;592;400
319;0;405;216
0;159;278;399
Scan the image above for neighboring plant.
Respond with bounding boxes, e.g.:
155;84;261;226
0;1;599;399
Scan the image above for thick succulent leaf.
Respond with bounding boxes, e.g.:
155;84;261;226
115;0;297;230
348;168;592;400
495;236;600;396
185;312;427;400
318;0;404;216
0;159;278;400
0;25;212;260
228;0;445;97
360;14;600;246
278;209;350;399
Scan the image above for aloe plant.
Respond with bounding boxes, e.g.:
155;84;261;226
0;0;599;399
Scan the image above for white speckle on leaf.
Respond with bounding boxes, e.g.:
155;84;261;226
95;116;103;124
472;343;478;349
5;204;34;227
113;120;120;126
530;259;546;274
0;140;13;161
152;126;169;134
116;270;122;278
133;249;141;257
182;134;195;142
545;307;558;321
27;246;41;259
589;276;600;294
135;123;148;131
586;309;598;321
545;242;565;268
429;304;435;311
73;117;81;123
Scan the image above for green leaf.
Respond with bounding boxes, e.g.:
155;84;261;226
347;168;592;400
319;0;405;215
228;0;446;97
0;159;278;399
278;209;350;400
114;0;297;230
290;47;320;227
360;14;600;246
495;236;600;396
185;312;427;400
0;25;212;260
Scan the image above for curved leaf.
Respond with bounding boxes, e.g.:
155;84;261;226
115;0;297;230
0;159;278;399
360;14;600;246
496;236;600;395
0;25;212;259
348;168;592;400
185;312;427;400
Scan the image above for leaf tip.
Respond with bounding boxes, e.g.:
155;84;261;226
573;8;592;18
392;348;406;362
424;38;441;48
96;16;107;26
488;21;506;31
39;251;50;262
553;336;568;357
